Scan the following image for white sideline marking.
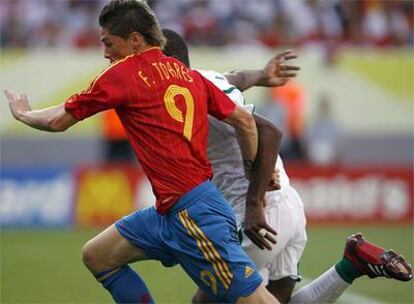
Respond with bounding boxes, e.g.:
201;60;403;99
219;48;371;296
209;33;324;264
301;277;384;304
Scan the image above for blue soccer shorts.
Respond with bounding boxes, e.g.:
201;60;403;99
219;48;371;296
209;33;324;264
115;180;262;303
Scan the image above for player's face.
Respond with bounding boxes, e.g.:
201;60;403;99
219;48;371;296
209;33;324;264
100;27;135;63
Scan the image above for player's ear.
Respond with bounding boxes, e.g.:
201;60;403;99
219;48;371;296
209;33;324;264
129;32;145;51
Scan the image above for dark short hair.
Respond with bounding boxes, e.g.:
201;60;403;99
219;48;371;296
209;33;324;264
99;0;166;47
162;28;190;67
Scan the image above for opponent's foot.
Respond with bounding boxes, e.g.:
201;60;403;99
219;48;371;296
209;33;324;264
344;233;412;281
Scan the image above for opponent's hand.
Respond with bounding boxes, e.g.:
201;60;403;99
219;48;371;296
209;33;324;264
259;50;300;87
267;169;281;191
4;89;31;121
244;203;277;250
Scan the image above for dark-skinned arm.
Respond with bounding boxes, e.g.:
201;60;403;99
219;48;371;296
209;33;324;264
224;50;299;92
223;105;258;179
243;113;282;250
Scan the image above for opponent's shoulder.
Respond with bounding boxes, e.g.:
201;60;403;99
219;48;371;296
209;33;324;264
196;69;228;84
196;69;246;107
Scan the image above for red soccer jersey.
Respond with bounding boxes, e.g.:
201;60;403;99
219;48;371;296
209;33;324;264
65;48;236;214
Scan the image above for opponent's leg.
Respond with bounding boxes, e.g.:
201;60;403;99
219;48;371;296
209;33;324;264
288;266;349;304
289;233;413;304
267;277;296;303
82;224;154;303
261;186;307;303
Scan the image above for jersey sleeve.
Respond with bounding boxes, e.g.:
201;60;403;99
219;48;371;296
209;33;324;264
196;69;255;115
64;68;126;121
194;70;236;120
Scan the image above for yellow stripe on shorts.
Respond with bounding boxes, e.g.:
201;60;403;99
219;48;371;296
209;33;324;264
178;209;233;289
178;211;228;288
183;210;233;284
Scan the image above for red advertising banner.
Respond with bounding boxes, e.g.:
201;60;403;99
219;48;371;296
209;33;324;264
286;164;413;224
74;164;154;227
73;163;413;227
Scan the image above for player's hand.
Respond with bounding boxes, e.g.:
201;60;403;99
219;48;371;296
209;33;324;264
4;89;31;121
259;50;300;87
267;169;281;191
244;203;277;250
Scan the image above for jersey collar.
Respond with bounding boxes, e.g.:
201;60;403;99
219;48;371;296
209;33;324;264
136;46;162;57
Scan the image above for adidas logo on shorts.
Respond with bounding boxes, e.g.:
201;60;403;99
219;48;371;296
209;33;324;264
244;266;255;278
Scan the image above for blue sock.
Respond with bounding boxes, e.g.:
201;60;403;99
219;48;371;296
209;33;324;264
96;265;154;304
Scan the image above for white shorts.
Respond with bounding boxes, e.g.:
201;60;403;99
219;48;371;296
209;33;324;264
240;185;307;284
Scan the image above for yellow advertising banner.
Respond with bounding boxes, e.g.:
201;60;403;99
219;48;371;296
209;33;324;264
74;165;143;227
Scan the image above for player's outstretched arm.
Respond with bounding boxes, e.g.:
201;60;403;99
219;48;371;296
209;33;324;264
243;114;281;250
4;90;78;132
224;50;300;92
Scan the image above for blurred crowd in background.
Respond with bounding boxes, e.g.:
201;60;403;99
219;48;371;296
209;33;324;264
1;0;412;166
1;0;413;49
153;0;413;48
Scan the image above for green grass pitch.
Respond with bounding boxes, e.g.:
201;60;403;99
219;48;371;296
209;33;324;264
1;225;413;303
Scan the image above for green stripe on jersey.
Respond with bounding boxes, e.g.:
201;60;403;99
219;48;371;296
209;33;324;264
223;86;236;94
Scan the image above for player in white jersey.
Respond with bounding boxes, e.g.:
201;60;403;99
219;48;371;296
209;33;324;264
161;29;413;303
200;68;306;287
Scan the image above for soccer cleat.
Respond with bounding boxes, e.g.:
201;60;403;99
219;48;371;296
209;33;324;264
343;233;413;281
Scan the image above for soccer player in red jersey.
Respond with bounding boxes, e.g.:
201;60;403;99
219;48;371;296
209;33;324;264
4;1;280;303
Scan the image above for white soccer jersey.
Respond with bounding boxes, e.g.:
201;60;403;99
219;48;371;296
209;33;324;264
198;69;290;226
